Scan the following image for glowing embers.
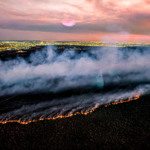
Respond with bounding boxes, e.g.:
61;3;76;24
0;95;140;125
0;105;99;125
105;95;140;107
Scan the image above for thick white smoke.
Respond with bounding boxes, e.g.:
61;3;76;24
0;46;150;121
0;46;150;96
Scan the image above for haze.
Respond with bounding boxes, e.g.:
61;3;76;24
0;0;150;42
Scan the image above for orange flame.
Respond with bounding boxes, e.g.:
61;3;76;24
0;95;140;125
104;94;140;107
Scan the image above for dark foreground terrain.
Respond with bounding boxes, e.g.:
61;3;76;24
0;94;149;150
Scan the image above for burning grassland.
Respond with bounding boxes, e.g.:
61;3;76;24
0;45;150;123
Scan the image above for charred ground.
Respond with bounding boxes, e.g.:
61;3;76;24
0;94;150;150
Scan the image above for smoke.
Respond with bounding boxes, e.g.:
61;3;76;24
0;85;149;122
0;46;150;121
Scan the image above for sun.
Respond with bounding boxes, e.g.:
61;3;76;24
62;20;76;27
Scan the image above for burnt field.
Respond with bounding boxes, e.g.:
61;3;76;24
0;94;150;150
0;45;150;149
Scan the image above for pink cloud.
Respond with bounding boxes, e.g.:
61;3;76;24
0;0;149;41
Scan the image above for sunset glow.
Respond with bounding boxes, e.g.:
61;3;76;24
62;20;76;27
0;0;149;41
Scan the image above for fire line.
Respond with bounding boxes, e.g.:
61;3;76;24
0;95;140;125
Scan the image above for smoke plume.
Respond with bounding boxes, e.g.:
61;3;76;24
0;46;150;122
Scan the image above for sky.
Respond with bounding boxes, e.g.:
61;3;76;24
0;0;150;42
